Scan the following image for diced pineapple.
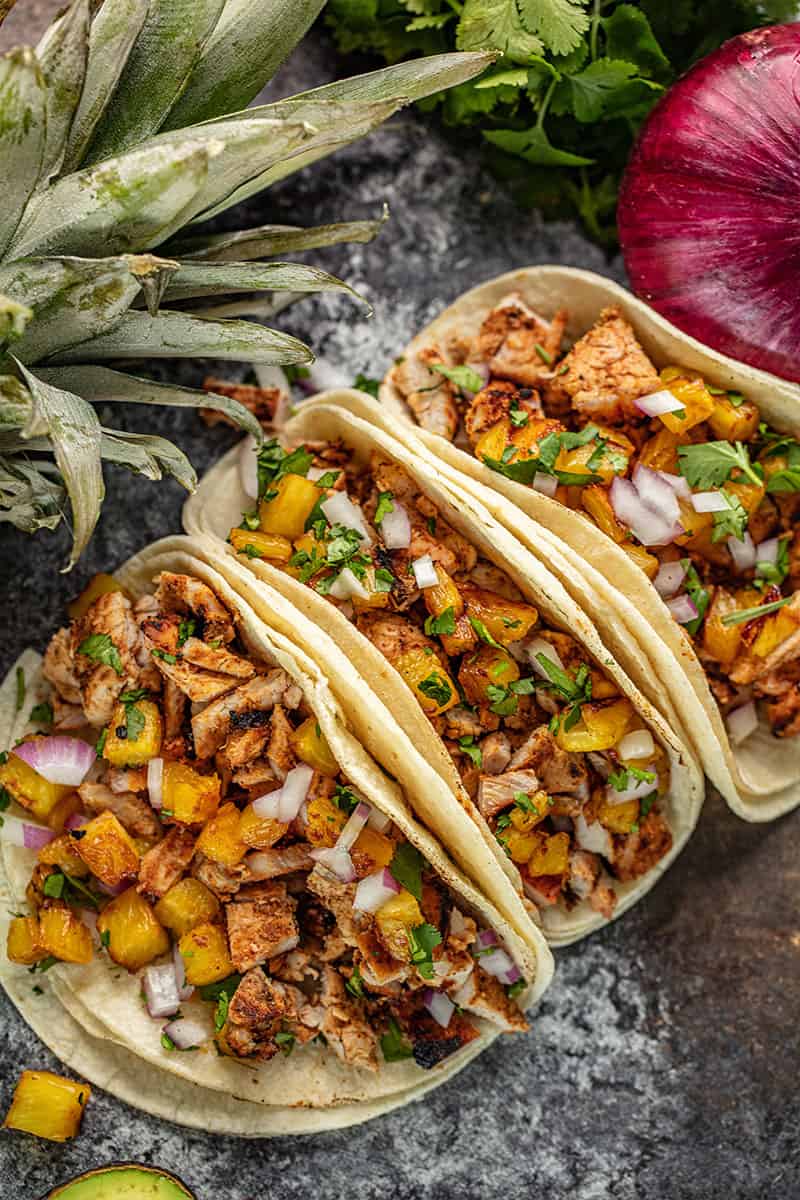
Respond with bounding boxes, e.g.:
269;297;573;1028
239;801;288;850
526;831;570;878
557;440;627;485
375;889;423;945
658;367;716;432
179;921;233;986
440;611;479;657
291;717;339;777
424;565;464;621
708;393;759;442
459;644;519;706
259;473;320;540
499;827;541;863
154;877;220;939
702;587;743;666
637;428;689;474
162;761;220;826
509;794;549;831
0;750;71;821
39;904;93;964
511;417;565;455
461;584;538;647
676;499;713;547
6;915;46;965
725;478;765;515
474;419;511;464
74;811;139;888
4;1071;90;1142
38;834;89;877
304;793;346;848
353;827;394;871
196;802;247;866
581;484;627;543
598;797;640;834
285;531;326;580
97;887;169;971
229;526;293;564
752;606;800;658
46;791;84;834
395;647;459;716
67;573;125;621
622;542;660;580
556;698;633;752
350;567;392;611
102;699;162;767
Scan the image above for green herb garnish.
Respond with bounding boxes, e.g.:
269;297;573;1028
381;1016;412;1063
721;596;794;627
389;842;425;900
407;922;442;980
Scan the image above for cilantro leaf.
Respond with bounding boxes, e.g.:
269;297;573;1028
457;0;544;63
601;5;670;77
177;618;196;647
430;362;485;394
257;441;314;500
374;491;394;525
381;1016;413;1063
418;672;453;707
353;373;381;398
29;701;53;727
408;922;442;979
678;441;762;489
756;537;789;590
458;735;483;767
721;595;794;627
124;704;146;742
199;974;243;1003
389;842;425;900
711;489;748;544
484;124;594;167
554;58;639;124
468;615;503;649
680;559;710;636
78;633;123;676
425;607;456;637
346;963;365;999
15;667;24;712
275;1030;295;1056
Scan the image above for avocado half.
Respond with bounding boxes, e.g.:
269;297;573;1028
43;1164;196;1200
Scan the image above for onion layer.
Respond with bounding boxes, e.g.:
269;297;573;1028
0;813;56;851
423;987;454;1029
411;554;438;590
162;1016;209;1051
666;593;698;625
253;763;313;823
653;561;686;599
354;868;400;913
380;503;411;549
144;963;181;1019
13;736;94;787
147;757;164;811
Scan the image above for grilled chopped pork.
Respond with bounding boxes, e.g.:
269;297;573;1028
192;851;250;899
137;827;196;899
77;781;162;840
155;572;236;643
464;379;544;444
306;865;365;946
43;628;82;705
247;843;314;880
70;592;154;725
267;704;297;780
479;731;512;775
225;884;299;972
452;965;528;1033
389;345;460;441
219;968;288;1061
509;726;589;800
191;670;291;759
477;769;540;820
475;295;567;388
320;965;379;1071
613;808;673;882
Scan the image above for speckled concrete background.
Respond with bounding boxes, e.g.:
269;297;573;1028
1;8;798;1199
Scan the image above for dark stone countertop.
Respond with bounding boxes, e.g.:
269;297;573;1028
0;15;798;1200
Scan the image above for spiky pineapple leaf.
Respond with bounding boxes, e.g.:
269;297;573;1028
165;0;325;130
14;360;104;569
167;211;388;262
35;0;90;182
161;261;364;304
36;364;263;444
62;0;150;174
8;140;218;259
83;0;227;165
49;310;314;367
99;427;196;491
0;49;47;257
292;50;498;107
0;456;64;534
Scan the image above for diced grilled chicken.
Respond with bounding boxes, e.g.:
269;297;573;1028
389;345;460;441
106;767;146;794
509;726;589;800
278;981;325;1045
306;865;366;946
477;769;540;820
446;907;477;955
267;704;297;780
466;561;525;601
51;696;87;731
612;808;672;882
192;851;251;899
77;781;162;840
219;967;288;1061
247;843;314;880
356;610;439;666
191;670;291;759
232;757;278;789
479;731;512;775
589;879;617;920
137;827;196;899
453;965;528;1033
567;848;600;901
43;628;82;705
443;706;486;740
162;677;186;741
371;454;477;574
180;638;255;679
143;628;241;704
475;295;567;388
155;572;235;644
464;379;543;444
225;887;299;972
753;658;800;737
356;929;409;988
546;306;661;425
70;592;153;726
320;965;379;1071
218;716;272;772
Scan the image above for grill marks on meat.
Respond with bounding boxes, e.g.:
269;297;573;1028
464;379;542;444
320;965;379;1071
137;827;196;900
65;592;153;726
180;638;255;679
509;726;589;800
612;808;672;882
475;296;567;389
267;704;297;780
225;884;299;972
78;781;162;840
192;851;251;899
43;628;81;706
306;866;366;947
155;572;235;644
219;968;289;1061
450;965;528;1033
389;344;460;441
191;669;291;760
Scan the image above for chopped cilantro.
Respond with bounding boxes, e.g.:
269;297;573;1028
100;929;110;948
43;873;65;899
214;992;231;1032
680;559;710;636
239;509;260;531
407;922;442;980
161;1032;176;1051
374;491;395;525
418;673;453;707
199;974;243;1003
78;632;123;676
756;537;790;590
507;978;526;1000
257;440;314;500
389;842;425;900
31;985;43;996
763;436;800;494
381;1016;413;1063
29;701;53;727
424;607;456;637
289;546;326;584
468;615;503;650
711;489;748;544
240;542;265;560
95;727;108;757
608;765;656;791
430;362;485;394
151;648;177;665
533;343;552;365
333;784;361;815
721;595;794;627
0;786;11;813
314;470;341;489
534;655;592;730
458;735;482;768
514;791;542;816
275;1030;295;1056
374;566;395;593
346;963;365;999
29;956;58;974
509;400;529;429
177;618;196;647
353;373;381;398
678;441;762;489
426;516;437;536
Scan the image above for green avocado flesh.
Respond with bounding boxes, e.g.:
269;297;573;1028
47;1165;195;1200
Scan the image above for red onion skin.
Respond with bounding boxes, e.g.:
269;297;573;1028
619;25;800;382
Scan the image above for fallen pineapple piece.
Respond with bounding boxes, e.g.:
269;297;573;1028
4;1071;90;1142
39;905;93;965
102;698;162;767
6;915;47;966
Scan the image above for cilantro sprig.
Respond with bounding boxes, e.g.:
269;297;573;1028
534;654;592;729
678;441;763;490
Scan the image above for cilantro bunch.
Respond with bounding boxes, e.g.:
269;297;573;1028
326;0;795;242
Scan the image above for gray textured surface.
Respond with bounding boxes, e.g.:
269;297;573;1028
1;15;799;1200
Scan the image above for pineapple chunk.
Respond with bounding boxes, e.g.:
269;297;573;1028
6;915;46;966
753;606;800;658
97;887;169;971
74;811;139;888
46;791;84;834
658;367;716;432
304;793;346;848
179;921;233;986
39;905;93;964
395;647;459;716
708;393;759;442
239;801;288;849
154;878;220;939
459;644;519;706
229;526;292;564
556;698;634;752
637;428;689;474
375;889;423;947
461;584;538;647
196;802;248;866
291;717;339;777
38;834;89;877
102;699;162;767
703;587;743;666
162;761;220;826
259;474;320;540
474;419;512;464
286;530;326;580
4;1071;90;1142
424;565;464;621
0;751;71;821
526;831;570;877
581;484;627;543
353;827;394;871
499;827;542;864
622;542;660;580
598;797;640;834
67;573;125;621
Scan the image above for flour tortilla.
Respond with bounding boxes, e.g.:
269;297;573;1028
374;266;800;822
183;406;703;944
0;545;549;1130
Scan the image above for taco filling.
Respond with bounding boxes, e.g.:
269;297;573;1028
227;442;673;922
2;572;530;1071
387;297;800;747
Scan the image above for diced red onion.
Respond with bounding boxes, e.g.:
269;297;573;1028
309;845;356;883
321;492;371;541
619;24;800;383
143;963;181;1019
653;561;686;599
574;812;612;858
533;472;558;498
610;477;682;547
755;537;780;566
632;465;680;525
96;878;128;897
691;491;728;514
354;868;400;913
666;593;699;625
475;928;498;950
238;436;259;499
327;567;369;602
13;736;94;787
380;502;411;550
633;389;685;418
162;1016;209;1051
252;764;313;823
367;806;392;834
173;941;193;1001
478;947;515;979
411;554;438;590
502;963;522;986
617;730;655;761
147;757;164;811
423;987;454;1029
656;471;692;502
64;812;88;831
336;801;371;852
0;814;56;851
726;700;759;745
727;532;756;572
527;636;564;676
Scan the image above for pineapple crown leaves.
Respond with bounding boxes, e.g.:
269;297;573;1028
0;0;494;565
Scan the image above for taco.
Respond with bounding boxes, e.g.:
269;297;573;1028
374;267;800;822
183;404;702;945
0;540;549;1128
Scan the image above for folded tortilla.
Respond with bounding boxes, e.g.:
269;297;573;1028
184;405;702;944
373;266;800;822
0;543;549;1129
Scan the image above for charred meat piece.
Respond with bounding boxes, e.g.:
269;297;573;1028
448;965;528;1033
388;345;460;441
320;965;379;1071
77;781;162;840
180;638;255;679
155;572;235;644
137;827;196;900
753;658;800;737
476;769;540;820
191;669;291;759
267;704;297;780
475;295;567;388
192;851;251;899
218;967;288;1061
612;808;672;882
306;865;366;947
508;726;589;800
225;884;299;972
356;929;409;988
464;379;542;444
43;628;82;706
70;592;153;726
218;711;272;772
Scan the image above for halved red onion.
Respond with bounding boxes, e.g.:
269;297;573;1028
173;941;193;1001
0;813;56;851
147;757;164;811
238;436;259;499
144;963;181;1019
656;471;692;502
380;502;411;549
533;472;558;497
653;561;686;599
617;730;655;761
632;465;680;525
162;1016;209;1051
411;554;438;590
423;987;454;1029
633;389;685;418
666;594;699;625
691;491;728;514
309;845;356;883
327;567;370;602
320;492;371;541
13;736;94;787
755;537;780;566
367;806;392;834
574;811;612;858
610;477;682;547
64;811;88;831
727;532;756;572
527;636;564;676
478;947;516;979
726;700;759;745
353;868;400;913
252;763;313;823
